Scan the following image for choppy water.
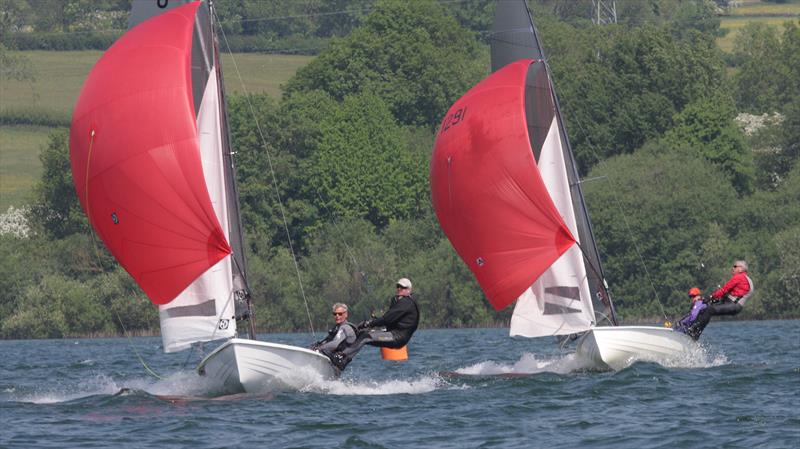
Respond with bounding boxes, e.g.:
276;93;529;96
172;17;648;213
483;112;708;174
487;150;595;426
1;320;798;448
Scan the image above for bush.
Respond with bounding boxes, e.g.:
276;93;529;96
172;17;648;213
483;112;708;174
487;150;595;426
0;108;70;127
8;31;121;51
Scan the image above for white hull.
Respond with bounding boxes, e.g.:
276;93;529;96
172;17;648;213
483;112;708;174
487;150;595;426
576;326;697;370
197;338;337;394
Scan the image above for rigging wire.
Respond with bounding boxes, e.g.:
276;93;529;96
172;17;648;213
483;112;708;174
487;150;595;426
212;7;318;339
554;85;670;321
312;190;377;312
550;75;671;323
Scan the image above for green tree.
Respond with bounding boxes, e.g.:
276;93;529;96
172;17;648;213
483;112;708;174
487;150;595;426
662;94;754;194
555;23;726;172
310;92;427;228
0;0;31;37
759;225;800;318
0;234;58;325
584;148;738;319
285;0;486;127
28;129;88;239
732;24;783;113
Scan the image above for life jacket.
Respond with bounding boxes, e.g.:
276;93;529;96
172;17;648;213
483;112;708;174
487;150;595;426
320;321;357;352
731;276;754;305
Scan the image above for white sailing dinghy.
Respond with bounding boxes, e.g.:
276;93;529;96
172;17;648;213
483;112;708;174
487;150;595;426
69;0;335;393
430;0;696;370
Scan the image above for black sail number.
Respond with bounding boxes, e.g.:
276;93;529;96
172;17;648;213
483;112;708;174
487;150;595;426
441;107;468;133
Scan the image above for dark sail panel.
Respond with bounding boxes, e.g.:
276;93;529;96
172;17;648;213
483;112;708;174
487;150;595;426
430;60;577;310
490;0;544;72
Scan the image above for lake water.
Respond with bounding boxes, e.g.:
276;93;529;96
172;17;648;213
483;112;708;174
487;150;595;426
1;320;798;448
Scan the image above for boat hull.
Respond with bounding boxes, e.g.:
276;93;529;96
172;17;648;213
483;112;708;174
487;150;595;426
575;326;697;370
197;338;337;394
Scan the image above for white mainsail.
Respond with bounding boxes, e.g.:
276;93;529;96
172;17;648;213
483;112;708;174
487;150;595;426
159;69;237;353
510;117;595;338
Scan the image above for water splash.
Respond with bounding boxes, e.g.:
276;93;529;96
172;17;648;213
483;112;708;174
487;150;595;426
453;352;593;376
10;373;123;404
307;374;445;396
646;343;729;369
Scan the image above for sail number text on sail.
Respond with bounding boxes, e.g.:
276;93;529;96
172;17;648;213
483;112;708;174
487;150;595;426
440;107;468;133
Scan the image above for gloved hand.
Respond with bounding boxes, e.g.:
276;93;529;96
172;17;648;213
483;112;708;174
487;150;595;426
357;319;373;329
309;343;320;351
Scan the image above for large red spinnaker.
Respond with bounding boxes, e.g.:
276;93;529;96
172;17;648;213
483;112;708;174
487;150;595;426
430;59;575;310
69;2;231;305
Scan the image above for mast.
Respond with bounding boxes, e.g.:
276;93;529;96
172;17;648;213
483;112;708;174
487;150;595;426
208;0;257;340
492;1;617;325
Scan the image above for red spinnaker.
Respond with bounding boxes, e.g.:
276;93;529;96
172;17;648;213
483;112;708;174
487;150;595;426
69;2;231;305
430;60;575;310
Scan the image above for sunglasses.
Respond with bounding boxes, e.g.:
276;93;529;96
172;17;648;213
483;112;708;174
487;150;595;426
396;285;408;289
333;312;346;316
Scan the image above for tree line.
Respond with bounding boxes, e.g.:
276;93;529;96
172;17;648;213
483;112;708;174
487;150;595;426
1;0;798;339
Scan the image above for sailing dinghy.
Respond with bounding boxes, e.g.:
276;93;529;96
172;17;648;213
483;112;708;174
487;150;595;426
430;0;696;370
69;0;335;393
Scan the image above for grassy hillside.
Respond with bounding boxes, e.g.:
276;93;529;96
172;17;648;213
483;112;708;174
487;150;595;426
717;0;800;52
0;125;50;211
0;51;312;120
0;51;312;210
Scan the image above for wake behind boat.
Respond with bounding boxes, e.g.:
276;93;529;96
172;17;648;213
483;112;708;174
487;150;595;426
69;0;334;394
430;0;696;370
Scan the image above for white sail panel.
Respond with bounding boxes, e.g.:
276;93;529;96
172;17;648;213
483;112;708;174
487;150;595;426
160;69;237;353
510;117;595;337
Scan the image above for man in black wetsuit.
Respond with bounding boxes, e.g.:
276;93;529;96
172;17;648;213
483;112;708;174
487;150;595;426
310;303;357;356
330;278;420;370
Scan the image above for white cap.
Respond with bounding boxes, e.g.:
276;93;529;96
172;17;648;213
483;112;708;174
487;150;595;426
396;278;412;289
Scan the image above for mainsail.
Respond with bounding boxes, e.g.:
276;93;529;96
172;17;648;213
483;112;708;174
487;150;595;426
431;0;616;338
70;1;250;352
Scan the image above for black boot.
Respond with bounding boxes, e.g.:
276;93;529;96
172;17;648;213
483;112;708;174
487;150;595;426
320;349;349;371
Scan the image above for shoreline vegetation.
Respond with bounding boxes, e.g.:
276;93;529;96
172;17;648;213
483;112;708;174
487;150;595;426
2;1;799;340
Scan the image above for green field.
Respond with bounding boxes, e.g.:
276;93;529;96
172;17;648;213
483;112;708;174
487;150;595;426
0;51;312;210
718;0;800;52
0;125;51;210
0;50;312;119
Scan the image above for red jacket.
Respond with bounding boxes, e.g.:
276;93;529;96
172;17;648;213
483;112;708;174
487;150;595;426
712;272;751;299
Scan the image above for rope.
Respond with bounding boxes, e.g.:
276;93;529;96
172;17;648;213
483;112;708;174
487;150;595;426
83;130;95;224
114;309;164;380
212;7;317;339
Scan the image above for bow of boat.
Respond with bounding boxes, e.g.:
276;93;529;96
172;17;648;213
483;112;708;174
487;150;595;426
197;338;337;394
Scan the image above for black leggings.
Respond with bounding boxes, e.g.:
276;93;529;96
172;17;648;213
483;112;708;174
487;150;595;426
340;330;406;357
686;300;742;340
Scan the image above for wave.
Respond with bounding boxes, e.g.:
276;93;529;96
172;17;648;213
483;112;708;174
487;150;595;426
6;373;124;404
447;345;728;377
4;344;729;404
450;352;593;376
303;374;446;396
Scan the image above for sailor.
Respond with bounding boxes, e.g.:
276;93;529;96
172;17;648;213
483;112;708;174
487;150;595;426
674;287;708;340
310;303;357;369
331;278;420;370
686;260;754;339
